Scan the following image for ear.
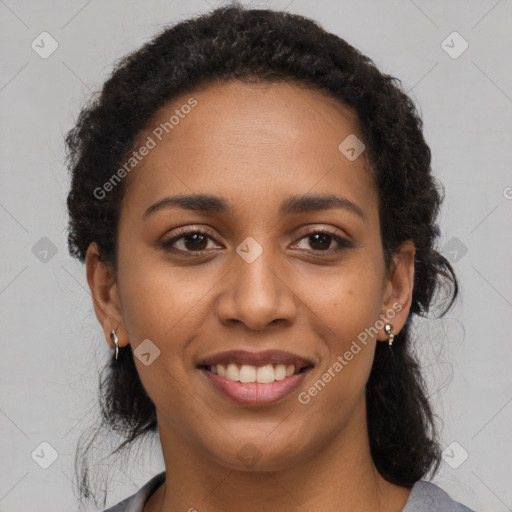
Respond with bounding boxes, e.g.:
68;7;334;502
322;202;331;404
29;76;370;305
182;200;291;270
85;242;130;350
376;240;415;342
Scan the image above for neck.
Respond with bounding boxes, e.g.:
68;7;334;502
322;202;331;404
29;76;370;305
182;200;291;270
144;400;411;512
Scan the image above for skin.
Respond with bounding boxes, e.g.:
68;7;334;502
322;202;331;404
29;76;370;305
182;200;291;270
86;80;416;512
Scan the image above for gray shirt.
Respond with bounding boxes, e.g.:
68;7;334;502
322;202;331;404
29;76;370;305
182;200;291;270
103;472;475;511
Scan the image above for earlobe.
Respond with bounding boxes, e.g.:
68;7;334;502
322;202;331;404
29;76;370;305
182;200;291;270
377;240;415;342
85;242;128;350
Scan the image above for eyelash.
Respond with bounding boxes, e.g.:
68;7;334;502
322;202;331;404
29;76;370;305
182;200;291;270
160;226;354;256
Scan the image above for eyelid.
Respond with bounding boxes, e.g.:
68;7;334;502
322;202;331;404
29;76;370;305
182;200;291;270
168;224;219;238
299;224;352;241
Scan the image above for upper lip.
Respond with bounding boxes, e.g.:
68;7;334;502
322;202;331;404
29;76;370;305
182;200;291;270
197;350;314;369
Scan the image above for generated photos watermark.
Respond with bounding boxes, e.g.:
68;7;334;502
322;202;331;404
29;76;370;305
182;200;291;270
298;301;402;405
93;97;198;200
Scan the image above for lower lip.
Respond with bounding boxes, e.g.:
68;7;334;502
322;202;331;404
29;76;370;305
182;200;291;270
199;367;312;406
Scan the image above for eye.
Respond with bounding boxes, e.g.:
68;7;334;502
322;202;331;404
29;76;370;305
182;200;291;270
160;228;222;254
293;227;354;254
160;225;354;256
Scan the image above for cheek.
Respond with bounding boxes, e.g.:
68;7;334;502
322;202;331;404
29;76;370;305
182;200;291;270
303;257;383;400
311;256;384;342
116;252;220;397
116;258;202;411
117;250;209;343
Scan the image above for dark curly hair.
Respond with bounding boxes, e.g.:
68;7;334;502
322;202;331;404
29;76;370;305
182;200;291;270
65;2;459;507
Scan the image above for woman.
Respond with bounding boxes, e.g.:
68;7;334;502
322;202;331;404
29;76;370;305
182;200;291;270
65;3;475;511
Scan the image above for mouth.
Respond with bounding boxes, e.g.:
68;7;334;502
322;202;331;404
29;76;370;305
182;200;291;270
196;350;314;406
196;349;314;382
197;362;313;383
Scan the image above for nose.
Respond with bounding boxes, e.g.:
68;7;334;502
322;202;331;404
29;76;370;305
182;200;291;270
216;245;297;330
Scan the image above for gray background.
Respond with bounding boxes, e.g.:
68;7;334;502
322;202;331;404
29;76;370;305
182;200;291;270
1;0;511;511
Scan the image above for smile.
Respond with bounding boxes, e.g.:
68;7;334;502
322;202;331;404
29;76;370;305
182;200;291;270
201;363;309;383
198;364;313;406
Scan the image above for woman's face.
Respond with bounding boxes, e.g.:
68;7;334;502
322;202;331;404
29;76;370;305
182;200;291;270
88;80;414;471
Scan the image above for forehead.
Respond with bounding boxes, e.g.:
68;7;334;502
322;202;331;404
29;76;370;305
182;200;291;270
122;80;377;218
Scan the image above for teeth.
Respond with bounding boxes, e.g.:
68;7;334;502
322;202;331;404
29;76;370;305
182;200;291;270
275;364;287;381
226;363;240;381
239;364;256;383
257;364;275;383
208;363;303;383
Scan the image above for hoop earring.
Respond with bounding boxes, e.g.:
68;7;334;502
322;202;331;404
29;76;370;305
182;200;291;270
384;324;394;347
110;330;119;360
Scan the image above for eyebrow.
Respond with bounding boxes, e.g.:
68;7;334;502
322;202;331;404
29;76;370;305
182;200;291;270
144;193;367;223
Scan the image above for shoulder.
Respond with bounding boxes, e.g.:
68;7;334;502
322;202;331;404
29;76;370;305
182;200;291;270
102;472;166;512
402;480;476;512
101;474;475;512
